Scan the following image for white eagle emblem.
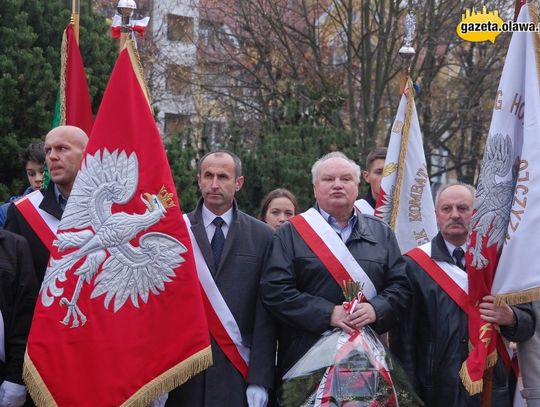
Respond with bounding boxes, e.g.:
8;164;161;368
41;149;187;327
468;133;517;269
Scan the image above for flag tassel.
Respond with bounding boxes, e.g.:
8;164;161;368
495;287;540;306
23;351;58;407
459;363;483;395
121;346;213;407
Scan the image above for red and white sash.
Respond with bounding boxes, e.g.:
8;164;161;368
407;242;516;374
183;215;250;379
407;242;468;312
14;190;58;251
353;199;374;216
290;208;377;300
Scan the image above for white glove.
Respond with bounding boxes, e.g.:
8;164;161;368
0;381;27;407
146;393;168;407
246;384;268;407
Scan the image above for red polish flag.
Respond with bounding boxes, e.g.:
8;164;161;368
24;40;211;406
52;23;94;136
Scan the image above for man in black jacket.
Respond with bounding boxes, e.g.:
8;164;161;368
390;183;535;406
261;151;410;381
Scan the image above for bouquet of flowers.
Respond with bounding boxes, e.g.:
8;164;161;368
278;281;422;407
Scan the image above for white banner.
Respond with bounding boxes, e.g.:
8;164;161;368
375;82;437;253
490;4;540;302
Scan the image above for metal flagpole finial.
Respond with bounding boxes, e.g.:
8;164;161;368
399;12;416;58
117;0;137;30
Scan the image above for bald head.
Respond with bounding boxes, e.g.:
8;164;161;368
45;126;88;197
46;125;89;149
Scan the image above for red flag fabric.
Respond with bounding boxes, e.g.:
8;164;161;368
24;41;211;406
57;23;94;135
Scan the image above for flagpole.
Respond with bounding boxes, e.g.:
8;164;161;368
71;0;80;44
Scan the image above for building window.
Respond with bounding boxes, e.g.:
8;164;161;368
166;64;193;95
167;14;194;42
199;20;240;51
164;113;191;139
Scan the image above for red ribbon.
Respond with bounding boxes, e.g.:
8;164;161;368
111;25;146;39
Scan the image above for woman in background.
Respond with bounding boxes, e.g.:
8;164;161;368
259;188;299;229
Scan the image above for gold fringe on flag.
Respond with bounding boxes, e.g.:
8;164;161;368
486;349;498;368
124;39;152;109
23;350;58;407
389;77;415;230
459;363;483;395
495;287;540;305
121;346;213;407
23;346;213;407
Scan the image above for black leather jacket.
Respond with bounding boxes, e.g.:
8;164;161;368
260;211;410;378
390;233;535;407
0;229;38;384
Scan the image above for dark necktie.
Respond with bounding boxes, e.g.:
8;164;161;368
453;247;466;271
58;195;67;211
211;217;225;270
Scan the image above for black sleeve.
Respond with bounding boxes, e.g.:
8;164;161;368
369;227;412;334
247;229;277;389
4;204;21;235
500;302;535;343
388;256;419;391
5;235;39;384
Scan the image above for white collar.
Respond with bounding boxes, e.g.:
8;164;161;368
444;240;466;257
202;204;233;228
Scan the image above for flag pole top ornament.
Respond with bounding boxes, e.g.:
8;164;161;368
399;12;416;58
117;0;136;29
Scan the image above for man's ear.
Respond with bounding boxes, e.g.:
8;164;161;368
362;170;370;183
235;176;245;191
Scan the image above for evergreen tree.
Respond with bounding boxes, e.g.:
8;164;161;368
166;129;200;213
0;0;116;199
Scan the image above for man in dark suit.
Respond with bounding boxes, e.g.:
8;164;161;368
6;125;88;283
390;183;534;406
166;150;274;407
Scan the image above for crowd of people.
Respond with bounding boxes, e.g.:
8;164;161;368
0;125;537;407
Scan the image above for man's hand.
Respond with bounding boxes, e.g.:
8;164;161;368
479;295;516;327
346;302;377;329
331;303;377;333
246;385;268;407
330;305;354;333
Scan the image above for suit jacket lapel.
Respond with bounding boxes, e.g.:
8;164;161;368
431;232;455;263
39;183;63;220
215;208;239;279
188;208;216;276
